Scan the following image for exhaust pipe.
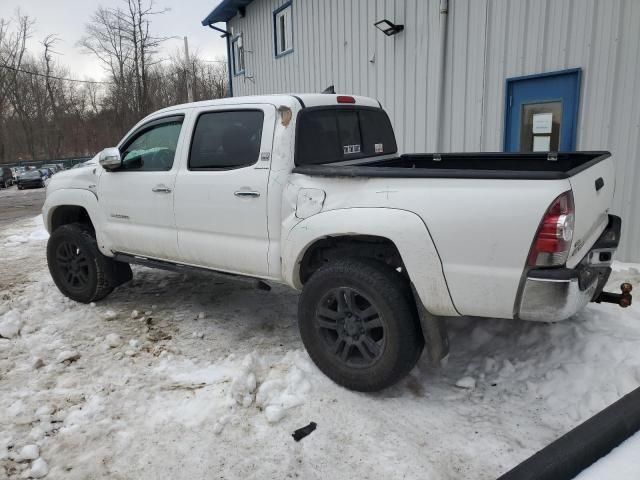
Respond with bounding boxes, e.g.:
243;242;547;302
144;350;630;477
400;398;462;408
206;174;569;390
594;282;632;307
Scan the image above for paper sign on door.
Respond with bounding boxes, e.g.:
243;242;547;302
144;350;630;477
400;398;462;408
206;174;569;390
532;113;553;134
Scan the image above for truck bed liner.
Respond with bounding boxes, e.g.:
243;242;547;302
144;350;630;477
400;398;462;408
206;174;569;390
292;151;610;180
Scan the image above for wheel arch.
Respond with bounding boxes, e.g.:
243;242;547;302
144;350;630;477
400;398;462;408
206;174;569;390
43;189;100;234
282;208;459;317
42;189;113;256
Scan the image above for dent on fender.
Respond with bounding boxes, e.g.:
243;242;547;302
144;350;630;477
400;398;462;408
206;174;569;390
281;207;459;317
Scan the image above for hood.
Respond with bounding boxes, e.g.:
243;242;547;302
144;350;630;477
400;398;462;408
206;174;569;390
46;155;101;198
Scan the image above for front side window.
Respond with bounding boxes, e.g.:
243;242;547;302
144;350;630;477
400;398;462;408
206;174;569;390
120;117;183;171
232;35;245;75
189;110;264;170
274;2;293;56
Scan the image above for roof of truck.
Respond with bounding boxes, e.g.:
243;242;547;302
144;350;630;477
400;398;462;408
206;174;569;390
153;94;382;116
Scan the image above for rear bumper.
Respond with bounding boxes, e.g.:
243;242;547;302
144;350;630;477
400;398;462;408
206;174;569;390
517;215;620;322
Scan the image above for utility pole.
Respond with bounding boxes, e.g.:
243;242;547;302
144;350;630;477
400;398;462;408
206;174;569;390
184;36;194;102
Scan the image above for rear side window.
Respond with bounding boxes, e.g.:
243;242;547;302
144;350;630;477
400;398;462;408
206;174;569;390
189;110;264;170
295;107;397;165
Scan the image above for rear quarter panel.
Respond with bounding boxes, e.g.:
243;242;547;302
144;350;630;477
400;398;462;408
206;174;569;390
284;174;571;319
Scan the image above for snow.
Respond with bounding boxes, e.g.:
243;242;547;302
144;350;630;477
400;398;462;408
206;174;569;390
455;376;476;389
573;431;640;479
104;333;122;348
56;350;80;363
0;213;639;479
16;445;39;461
0;310;22;339
29;458;48;478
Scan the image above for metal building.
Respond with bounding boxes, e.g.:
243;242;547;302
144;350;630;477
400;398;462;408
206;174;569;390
202;0;640;261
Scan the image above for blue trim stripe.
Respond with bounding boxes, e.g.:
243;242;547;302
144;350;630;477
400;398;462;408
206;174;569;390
201;0;254;26
231;36;245;76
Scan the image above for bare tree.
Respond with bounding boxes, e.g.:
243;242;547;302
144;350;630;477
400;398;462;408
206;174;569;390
0;4;228;165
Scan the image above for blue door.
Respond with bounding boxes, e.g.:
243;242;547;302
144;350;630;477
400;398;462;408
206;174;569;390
504;69;581;152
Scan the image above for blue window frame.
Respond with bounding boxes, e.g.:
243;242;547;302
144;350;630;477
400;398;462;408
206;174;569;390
231;35;245;76
273;2;293;58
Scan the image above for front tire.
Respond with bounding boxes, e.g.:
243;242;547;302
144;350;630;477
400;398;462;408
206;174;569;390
298;258;424;392
47;223;120;303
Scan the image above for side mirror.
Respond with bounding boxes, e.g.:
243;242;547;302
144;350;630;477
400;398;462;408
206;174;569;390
99;147;122;170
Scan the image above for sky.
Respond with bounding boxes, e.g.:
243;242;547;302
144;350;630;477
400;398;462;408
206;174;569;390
0;0;229;81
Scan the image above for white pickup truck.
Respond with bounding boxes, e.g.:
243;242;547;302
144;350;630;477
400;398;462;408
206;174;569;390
43;94;631;391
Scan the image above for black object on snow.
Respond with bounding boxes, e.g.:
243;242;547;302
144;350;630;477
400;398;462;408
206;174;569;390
292;422;317;442
497;386;640;480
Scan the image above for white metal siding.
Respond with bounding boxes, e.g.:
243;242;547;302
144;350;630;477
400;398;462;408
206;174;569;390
228;0;640;261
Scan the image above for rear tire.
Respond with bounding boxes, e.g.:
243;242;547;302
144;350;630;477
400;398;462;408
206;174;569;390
298;258;424;392
47;223;127;303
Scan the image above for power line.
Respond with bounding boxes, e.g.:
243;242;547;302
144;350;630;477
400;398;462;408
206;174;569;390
0;64;111;85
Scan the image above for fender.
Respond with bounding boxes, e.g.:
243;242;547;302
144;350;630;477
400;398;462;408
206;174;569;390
42;188;112;257
282;208;460;317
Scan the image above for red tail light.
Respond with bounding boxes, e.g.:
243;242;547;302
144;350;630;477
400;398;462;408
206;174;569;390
336;95;355;104
527;191;575;267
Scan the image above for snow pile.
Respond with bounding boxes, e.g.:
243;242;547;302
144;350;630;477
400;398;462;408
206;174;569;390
1;209;639;479
3;215;48;247
255;351;313;423
159;350;313;432
0;310;22;339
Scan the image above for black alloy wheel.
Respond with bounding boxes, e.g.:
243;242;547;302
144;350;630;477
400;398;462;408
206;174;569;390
55;240;92;293
298;258;424;392
314;286;386;368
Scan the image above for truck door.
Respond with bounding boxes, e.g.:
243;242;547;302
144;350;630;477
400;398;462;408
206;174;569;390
504;68;581;152
173;104;275;277
98;114;186;260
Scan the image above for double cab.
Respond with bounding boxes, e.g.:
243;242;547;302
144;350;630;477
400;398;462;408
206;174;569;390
42;94;631;391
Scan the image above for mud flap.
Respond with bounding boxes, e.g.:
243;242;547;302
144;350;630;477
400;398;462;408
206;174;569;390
411;284;449;365
110;260;133;288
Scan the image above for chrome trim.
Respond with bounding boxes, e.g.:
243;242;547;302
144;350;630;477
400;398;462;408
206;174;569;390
99;147;122;169
583;248;615;267
518;274;598;322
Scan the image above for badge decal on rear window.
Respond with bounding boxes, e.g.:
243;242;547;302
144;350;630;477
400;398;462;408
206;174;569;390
375;143;384;153
343;144;361;155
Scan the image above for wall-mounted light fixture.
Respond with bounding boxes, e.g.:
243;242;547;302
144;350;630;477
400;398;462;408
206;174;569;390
374;19;404;36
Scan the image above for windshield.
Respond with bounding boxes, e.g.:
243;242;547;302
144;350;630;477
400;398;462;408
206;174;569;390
22;171;41;178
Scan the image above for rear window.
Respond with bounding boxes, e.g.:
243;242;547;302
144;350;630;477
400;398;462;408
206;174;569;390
295;107;397;166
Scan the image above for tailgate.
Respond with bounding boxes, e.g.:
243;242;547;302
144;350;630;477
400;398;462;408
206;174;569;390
566;154;615;268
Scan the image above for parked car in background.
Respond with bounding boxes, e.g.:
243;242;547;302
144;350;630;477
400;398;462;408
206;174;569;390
0;166;14;188
40;168;54;180
56;163;66;171
18;169;46;189
42;164;59;175
11;167;26;182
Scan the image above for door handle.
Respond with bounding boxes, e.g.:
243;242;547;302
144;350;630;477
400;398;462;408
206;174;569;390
234;190;260;198
152;185;172;193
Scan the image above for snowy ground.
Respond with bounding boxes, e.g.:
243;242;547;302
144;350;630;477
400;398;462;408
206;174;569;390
1;213;640;479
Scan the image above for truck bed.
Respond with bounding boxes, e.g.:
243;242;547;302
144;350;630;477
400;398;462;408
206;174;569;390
292;151;610;180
